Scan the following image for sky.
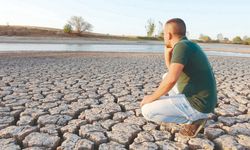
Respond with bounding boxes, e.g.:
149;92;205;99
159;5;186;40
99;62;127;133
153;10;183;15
0;0;249;39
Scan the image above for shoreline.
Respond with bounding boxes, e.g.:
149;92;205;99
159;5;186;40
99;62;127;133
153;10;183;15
0;50;249;59
1;36;250;54
0;51;163;58
0;36;162;45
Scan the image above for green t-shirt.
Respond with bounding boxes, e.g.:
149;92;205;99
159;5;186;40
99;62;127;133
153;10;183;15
170;36;217;113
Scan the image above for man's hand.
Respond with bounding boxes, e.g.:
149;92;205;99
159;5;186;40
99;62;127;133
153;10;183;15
164;46;174;69
140;95;154;107
165;46;174;53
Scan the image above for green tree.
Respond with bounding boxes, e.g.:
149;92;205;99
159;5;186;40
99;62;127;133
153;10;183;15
199;34;212;42
145;19;156;37
68;16;93;34
232;36;243;44
244;37;250;45
63;24;72;33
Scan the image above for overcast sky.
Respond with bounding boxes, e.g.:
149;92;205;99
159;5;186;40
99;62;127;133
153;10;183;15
0;0;249;39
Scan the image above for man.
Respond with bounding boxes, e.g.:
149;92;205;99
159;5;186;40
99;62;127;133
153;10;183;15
140;18;217;137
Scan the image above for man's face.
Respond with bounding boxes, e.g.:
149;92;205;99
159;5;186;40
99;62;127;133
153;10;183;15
164;24;172;48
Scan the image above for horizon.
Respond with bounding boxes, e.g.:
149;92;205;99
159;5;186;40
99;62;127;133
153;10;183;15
0;0;249;40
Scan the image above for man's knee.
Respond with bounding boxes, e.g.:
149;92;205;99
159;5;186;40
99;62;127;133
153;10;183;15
141;104;152;121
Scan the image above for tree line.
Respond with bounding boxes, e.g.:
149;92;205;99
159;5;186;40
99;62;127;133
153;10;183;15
145;19;250;45
198;34;250;45
63;16;250;45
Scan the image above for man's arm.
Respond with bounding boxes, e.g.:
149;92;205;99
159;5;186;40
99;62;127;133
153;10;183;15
151;63;184;99
140;63;184;107
164;46;173;69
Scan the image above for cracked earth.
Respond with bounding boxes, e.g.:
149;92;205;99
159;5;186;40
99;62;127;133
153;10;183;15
0;52;249;150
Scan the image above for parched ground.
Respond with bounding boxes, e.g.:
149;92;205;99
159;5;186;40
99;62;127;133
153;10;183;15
0;52;249;150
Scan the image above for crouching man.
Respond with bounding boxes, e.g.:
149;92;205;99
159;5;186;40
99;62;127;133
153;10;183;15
140;18;217;137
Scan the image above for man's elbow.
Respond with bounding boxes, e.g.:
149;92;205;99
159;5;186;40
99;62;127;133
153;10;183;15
167;78;177;86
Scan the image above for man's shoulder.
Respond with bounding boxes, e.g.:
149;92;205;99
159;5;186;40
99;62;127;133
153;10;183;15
177;39;202;52
179;38;198;46
174;39;193;52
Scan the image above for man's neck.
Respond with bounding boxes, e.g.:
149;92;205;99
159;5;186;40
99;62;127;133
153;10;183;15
171;36;186;48
171;37;181;48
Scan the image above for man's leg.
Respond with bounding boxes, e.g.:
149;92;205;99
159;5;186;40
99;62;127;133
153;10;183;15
162;72;209;120
140;73;188;124
141;94;209;124
141;94;192;124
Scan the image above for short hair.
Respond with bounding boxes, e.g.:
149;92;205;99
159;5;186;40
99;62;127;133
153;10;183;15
166;18;186;36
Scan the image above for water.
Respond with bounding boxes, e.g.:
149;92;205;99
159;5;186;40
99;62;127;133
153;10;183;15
0;42;250;57
0;43;162;52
